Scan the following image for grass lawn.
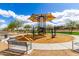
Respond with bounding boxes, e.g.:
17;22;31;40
57;32;79;35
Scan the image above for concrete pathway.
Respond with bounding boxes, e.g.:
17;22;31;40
0;33;76;55
32;41;72;50
9;35;79;50
1;35;79;55
32;35;79;50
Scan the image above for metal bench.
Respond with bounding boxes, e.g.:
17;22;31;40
2;37;32;56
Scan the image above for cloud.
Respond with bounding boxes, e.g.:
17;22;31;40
0;9;32;23
0;9;11;17
8;10;17;18
22;9;79;27
0;9;18;18
0;19;5;23
16;15;32;23
51;9;79;26
0;9;17;17
1;9;79;28
0;19;6;29
0;24;7;29
0;9;33;29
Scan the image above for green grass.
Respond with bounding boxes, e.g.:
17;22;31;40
57;32;79;35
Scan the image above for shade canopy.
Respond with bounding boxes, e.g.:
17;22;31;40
28;13;56;22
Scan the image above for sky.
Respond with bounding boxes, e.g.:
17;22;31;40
0;3;79;29
0;3;79;15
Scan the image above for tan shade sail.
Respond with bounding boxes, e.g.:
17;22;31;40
28;13;56;22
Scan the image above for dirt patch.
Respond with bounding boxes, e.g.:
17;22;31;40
32;34;73;43
15;34;73;43
24;49;79;56
0;42;8;52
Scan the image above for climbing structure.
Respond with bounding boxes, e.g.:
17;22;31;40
29;13;56;37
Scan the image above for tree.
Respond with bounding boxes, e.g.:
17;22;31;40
7;19;23;32
24;24;32;34
76;21;79;30
7;21;16;31
46;24;53;33
65;20;77;34
14;19;23;31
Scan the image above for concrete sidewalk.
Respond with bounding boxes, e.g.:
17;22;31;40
9;35;79;50
32;41;72;50
32;35;79;50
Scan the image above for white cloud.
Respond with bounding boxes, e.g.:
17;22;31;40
8;10;17;18
16;15;32;23
0;19;6;29
1;9;79;27
22;9;79;27
51;9;79;26
0;9;32;23
0;9;33;29
0;9;11;17
0;19;5;23
0;24;7;29
0;9;17;18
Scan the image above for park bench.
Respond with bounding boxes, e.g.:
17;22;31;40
1;35;32;56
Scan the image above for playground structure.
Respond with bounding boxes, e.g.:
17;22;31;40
0;13;77;56
29;13;56;39
0;13;56;55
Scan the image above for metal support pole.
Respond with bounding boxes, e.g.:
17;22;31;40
72;39;74;50
30;41;32;50
51;28;54;38
7;40;9;50
25;42;28;53
54;26;56;36
32;26;35;39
